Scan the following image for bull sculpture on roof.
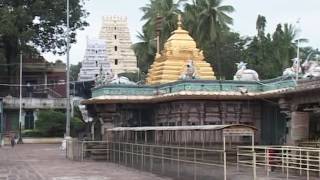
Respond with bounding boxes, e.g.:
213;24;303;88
95;66;136;87
233;61;259;81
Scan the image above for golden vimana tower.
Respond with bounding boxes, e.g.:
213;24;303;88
146;15;216;85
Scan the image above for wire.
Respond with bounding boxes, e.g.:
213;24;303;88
0;79;94;87
0;63;21;66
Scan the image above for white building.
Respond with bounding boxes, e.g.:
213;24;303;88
99;16;138;74
78;38;111;82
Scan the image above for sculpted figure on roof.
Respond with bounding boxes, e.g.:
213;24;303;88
302;55;320;78
234;61;259;81
282;58;302;78
180;59;198;80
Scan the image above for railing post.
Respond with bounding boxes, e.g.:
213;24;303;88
318;150;320;177
81;141;84;161
281;147;284;173
299;148;302;176
177;148;180;178
141;144;144;170
237;147;239;171
161;144;164;174
131;143;133;167
286;148;289;180
266;147;269;176
307;151;309;180
193;149;197;180
150;145;153;172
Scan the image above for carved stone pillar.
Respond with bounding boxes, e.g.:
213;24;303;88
287;111;309;145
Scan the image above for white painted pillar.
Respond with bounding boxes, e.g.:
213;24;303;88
33;110;38;128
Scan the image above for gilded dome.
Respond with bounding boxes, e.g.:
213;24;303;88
163;17;197;51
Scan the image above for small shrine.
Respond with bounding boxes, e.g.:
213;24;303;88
146;15;215;85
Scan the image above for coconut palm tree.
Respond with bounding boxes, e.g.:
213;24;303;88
132;31;156;74
140;0;185;48
184;0;234;45
184;0;234;78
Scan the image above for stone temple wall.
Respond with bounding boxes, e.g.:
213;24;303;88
153;100;262;143
92;100;265;144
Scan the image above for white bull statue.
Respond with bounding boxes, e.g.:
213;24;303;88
233;61;259;81
302;59;320;78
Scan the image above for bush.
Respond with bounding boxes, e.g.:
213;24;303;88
35;110;86;137
22;129;44;137
71;117;85;137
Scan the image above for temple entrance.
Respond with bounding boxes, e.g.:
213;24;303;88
309;112;320;140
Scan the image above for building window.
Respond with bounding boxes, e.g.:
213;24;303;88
114;35;117;39
115;59;118;65
114;46;118;51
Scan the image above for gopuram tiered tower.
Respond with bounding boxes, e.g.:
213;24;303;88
146;16;215;85
99;16;138;74
78;38;111;81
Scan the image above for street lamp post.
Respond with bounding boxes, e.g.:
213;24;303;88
295;19;301;82
18;40;23;144
65;0;71;138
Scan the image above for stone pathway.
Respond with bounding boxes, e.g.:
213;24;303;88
0;144;170;180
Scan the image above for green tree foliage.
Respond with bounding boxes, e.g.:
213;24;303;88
0;0;88;82
243;15;301;79
140;0;184;47
70;62;82;81
36;110;85;137
133;0;184;76
132;31;156;74
135;1;317;80
184;0;235;78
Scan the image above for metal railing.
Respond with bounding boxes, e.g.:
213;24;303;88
107;141;228;180
237;145;320;179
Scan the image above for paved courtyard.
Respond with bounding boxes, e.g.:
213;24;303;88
0;144;170;180
0;144;318;180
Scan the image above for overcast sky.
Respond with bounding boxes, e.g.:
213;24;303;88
43;0;320;65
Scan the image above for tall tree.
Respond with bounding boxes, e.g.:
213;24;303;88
134;0;184;78
256;15;266;39
0;0;88;85
140;0;184;48
244;15;304;79
132;31;156;74
184;0;235;78
70;62;82;81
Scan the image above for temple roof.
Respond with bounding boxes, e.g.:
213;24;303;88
164;15;197;52
146;15;215;85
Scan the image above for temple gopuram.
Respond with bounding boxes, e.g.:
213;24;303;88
82;17;320;146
